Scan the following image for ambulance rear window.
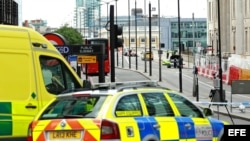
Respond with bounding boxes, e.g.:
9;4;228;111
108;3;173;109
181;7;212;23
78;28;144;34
39;96;107;119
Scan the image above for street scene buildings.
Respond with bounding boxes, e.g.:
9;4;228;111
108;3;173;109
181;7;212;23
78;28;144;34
5;0;250;84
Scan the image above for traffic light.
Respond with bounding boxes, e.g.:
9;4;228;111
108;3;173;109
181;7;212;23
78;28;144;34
115;25;123;48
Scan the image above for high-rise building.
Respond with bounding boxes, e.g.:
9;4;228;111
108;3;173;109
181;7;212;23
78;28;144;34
0;0;19;25
75;0;100;38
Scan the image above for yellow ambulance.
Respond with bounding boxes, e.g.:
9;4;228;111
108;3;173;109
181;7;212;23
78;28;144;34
0;25;83;141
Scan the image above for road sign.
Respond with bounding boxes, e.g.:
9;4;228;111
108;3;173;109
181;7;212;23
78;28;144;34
77;55;97;64
54;44;104;56
71;45;103;55
44;33;67;45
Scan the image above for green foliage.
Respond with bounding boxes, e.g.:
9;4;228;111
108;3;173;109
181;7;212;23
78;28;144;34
54;25;83;45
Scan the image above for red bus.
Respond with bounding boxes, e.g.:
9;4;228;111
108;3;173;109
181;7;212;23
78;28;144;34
82;38;110;75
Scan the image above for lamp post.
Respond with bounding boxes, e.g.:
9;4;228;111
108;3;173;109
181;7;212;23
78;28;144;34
144;0;147;73
106;2;109;38
128;0;131;69
115;0;119;67
98;3;102;37
158;0;161;81
192;12;199;101
135;0;138;70
79;9;82;36
177;0;183;93
121;24;124;68
149;1;152;76
217;0;223;103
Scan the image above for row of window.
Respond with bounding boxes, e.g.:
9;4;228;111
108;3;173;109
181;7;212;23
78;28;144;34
124;37;156;43
171;30;207;38
41;92;203;119
171;22;207;29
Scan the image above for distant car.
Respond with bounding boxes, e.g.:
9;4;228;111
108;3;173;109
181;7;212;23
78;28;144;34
124;49;137;56
27;80;227;141
141;51;154;61
166;54;183;68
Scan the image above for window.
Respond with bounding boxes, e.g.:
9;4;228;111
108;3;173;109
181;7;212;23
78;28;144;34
151;38;156;43
40;96;107;119
115;94;142;117
141;92;174;116
130;38;135;43
168;93;203;118
140;38;145;43
40;56;81;94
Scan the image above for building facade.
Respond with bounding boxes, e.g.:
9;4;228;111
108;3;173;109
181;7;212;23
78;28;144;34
75;0;100;38
208;0;250;56
0;0;19;25
98;15;207;51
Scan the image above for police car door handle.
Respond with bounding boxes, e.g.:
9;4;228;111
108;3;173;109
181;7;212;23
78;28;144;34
184;123;191;129
25;104;37;109
153;124;160;129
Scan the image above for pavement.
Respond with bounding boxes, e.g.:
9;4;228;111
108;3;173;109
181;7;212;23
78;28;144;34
115;49;250;122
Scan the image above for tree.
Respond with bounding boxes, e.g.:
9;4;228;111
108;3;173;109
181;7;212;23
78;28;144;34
54;25;83;45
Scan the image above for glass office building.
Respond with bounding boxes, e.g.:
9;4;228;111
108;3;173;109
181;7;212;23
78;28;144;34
169;18;207;51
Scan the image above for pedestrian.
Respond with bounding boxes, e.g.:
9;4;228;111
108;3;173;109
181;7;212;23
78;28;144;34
166;50;169;59
173;58;177;68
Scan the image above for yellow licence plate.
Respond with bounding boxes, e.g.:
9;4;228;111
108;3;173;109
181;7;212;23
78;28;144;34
49;130;81;140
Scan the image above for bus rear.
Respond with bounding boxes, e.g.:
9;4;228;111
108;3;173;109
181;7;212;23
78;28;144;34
82;38;110;75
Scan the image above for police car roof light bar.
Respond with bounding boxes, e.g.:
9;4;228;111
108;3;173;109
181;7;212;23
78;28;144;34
92;80;159;89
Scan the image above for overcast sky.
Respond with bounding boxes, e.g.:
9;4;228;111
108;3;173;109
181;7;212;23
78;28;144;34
21;0;207;27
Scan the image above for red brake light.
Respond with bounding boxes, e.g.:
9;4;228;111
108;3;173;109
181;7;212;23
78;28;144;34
101;119;120;139
27;122;33;141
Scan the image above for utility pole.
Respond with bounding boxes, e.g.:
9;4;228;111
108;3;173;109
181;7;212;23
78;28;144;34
177;0;183;93
110;5;115;82
115;0;119;67
128;0;131;69
144;0;147;73
135;0;138;70
149;1;152;76
217;0;223;103
158;0;162;81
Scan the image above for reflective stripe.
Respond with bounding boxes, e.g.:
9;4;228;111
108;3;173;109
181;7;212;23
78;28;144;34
175;117;195;139
33;119;100;141
134;117;160;140
0;102;12;136
208;118;224;137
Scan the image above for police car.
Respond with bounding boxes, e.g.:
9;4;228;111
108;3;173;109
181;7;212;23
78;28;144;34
27;81;227;141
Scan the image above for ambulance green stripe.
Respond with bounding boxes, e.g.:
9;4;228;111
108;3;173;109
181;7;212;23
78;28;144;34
0;102;12;135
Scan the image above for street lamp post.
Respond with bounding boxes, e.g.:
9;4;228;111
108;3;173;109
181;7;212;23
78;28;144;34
158;0;162;81
149;1;152;76
115;0;119;67
128;0;131;69
177;0;183;93
135;0;138;70
144;0;147;73
80;9;82;36
192;12;199;101
121;24;124;68
217;0;223;103
106;2;109;38
98;3;102;37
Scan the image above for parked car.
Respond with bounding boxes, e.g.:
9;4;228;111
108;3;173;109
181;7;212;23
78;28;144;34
27;81;227;141
124;48;137;56
141;51;154;61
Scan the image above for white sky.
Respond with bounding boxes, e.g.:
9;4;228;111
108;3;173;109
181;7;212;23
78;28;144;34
22;0;207;27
